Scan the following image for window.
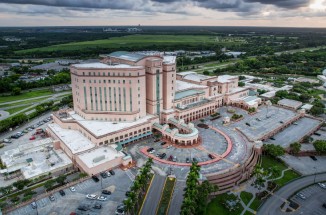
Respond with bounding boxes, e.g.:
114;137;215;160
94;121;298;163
83;72;85;76
113;80;115;84
83;80;85;83
104;80;106;83
94;80;96;83
123;80;125;84
103;72;105;76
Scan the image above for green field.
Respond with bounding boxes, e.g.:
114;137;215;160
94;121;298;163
0;97;52;108
6;105;31;114
0;89;54;103
206;193;244;215
16;35;243;54
240;191;253;205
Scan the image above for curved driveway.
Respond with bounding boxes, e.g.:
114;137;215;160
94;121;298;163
258;173;326;215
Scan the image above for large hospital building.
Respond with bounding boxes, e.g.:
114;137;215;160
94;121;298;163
47;51;260;174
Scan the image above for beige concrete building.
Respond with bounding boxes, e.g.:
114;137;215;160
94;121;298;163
47;51;259;174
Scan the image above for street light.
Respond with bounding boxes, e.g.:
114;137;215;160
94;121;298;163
313;167;317;184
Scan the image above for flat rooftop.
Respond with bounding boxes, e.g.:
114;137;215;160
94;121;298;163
176;80;207;92
178;72;217;82
0;138;72;179
174;89;205;100
69;112;155;137
72;62;142;69
278;99;302;109
217;75;237;83
47;123;95;154
77;146;125;168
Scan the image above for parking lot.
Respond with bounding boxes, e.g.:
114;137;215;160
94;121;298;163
8;169;134;215
289;183;326;215
234;106;298;141
281;154;326;175
264;117;321;148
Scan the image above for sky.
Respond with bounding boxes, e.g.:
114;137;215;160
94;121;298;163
0;0;325;27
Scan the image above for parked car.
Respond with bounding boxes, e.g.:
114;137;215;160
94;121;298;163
102;190;112;195
93;203;102;209
3;138;11;143
59;190;66;196
92;175;100;182
31;202;37;209
100;172;107;178
147;147;154;152
11;134;20;139
310;156;317;161
149;149;155;154
160;142;167;146
172;156;177;162
318;182;326;189
97;195;107;201
160;153;166;159
49;195;55;201
77;206;88;211
86;194;97;200
167;145;172;149
29;136;36;140
208;154;215;159
279;121;284;124
115;204;125;215
109;170;115;175
186;158;190;163
245;122;251;127
270;137;275;140
69;186;76;192
296;193;306;200
323;203;326;209
106;171;111;177
168;155;173;161
314;132;321;136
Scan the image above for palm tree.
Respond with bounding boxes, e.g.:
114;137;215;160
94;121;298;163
123;198;134;215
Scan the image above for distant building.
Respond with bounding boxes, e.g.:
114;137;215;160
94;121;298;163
225;51;246;58
295;77;320;84
277;99;303;110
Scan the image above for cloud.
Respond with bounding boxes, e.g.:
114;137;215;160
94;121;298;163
244;0;310;9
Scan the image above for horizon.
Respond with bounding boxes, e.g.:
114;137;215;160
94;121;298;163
0;0;325;27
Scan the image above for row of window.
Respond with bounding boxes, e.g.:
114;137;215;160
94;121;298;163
81;71;141;77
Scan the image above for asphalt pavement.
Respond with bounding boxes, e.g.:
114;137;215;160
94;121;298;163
140;174;166;215
258;173;326;215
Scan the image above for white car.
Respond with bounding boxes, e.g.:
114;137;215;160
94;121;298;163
149;149;155;154
106;171;111;177
296;193;306;200
3;139;11;143
86;194;97;200
167;145;172;149
318;183;326;189
69;186;76;192
97;195;107;201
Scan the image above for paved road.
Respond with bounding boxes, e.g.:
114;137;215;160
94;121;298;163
168;180;185;215
258;173;326;215
140;174;166;215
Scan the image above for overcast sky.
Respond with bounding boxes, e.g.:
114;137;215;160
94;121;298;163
0;0;325;27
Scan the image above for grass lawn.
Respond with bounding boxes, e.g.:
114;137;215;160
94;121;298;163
206;193;244;215
156;177;176;215
6;105;31;114
0;89;53;103
16;35;244;54
260;156;300;187
240;191;253;205
249;197;261;211
0;97;52;108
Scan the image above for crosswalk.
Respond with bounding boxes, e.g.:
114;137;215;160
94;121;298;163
125;169;135;181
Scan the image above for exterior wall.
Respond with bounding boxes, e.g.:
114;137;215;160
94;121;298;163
70;66;146;121
145;61;163;115
206;145;261;194
75;156;124;175
162;63;176;110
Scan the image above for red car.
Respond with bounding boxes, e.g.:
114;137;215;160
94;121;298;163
29;136;36;140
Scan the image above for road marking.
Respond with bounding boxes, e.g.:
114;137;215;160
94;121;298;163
125;169;135;181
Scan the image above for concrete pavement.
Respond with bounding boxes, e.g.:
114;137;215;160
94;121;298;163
257;173;326;215
140;174;166;215
168;180;185;215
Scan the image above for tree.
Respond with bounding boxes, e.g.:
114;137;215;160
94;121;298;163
56;175;67;185
313;140;326;154
44;179;55;190
203;71;210;75
262;144;285;157
238;81;245;87
13;179;30;190
289;142;301;155
310;106;324;116
11;87;21;96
